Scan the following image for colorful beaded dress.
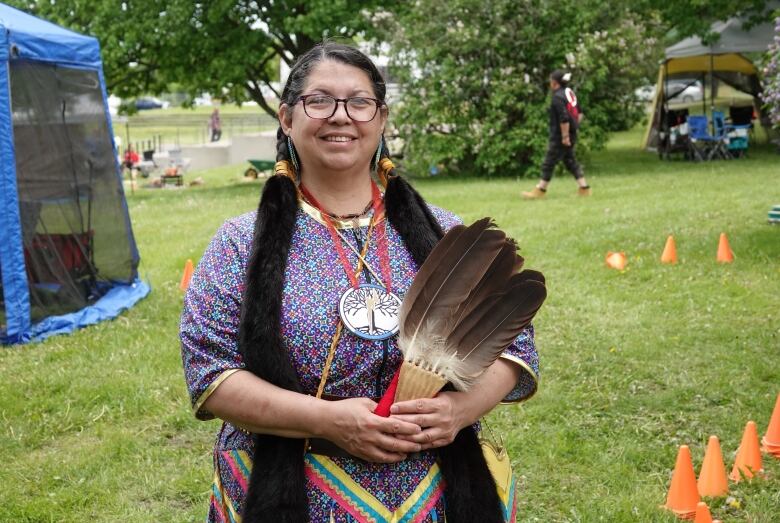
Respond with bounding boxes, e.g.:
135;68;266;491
180;199;539;523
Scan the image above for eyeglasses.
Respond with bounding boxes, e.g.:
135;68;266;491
298;95;383;122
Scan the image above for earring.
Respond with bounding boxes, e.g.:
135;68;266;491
374;136;384;171
287;135;300;174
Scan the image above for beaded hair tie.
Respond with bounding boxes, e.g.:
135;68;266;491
377;157;396;189
274;160;297;183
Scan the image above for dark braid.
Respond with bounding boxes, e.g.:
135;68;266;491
240;133;303;523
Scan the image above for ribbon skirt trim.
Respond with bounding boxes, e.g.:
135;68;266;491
304;453;445;523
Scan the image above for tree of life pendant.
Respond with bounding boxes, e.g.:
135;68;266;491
338;284;401;340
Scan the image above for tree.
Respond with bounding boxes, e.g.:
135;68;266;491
9;0;405;118
385;0;663;177
762;16;780;129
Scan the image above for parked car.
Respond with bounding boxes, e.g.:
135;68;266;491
634;84;656;102
134;97;169;110
665;79;703;103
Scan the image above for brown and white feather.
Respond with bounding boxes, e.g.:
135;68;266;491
396;218;547;394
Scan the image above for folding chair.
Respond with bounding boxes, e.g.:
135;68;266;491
718;110;751;159
135;149;157;178
711;112;733;160
687;116;727;161
729;106;754;135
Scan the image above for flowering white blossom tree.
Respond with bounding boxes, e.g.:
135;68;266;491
762;17;780;129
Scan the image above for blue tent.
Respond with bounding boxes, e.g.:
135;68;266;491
0;3;149;344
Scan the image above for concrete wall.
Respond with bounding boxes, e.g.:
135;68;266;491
170;131;277;172
228;132;277;164
179;143;228;171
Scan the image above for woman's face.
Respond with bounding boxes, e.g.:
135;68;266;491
279;60;387;178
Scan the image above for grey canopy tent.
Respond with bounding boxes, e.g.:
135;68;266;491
665;15;776;58
643;9;777;150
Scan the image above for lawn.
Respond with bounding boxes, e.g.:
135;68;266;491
1;129;779;522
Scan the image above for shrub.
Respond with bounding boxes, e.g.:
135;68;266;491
386;0;662;177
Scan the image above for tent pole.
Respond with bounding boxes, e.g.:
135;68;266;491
710;53;715;133
664;61;669;157
664;61;668;115
702;71;706;118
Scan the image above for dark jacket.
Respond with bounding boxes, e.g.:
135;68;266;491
549;87;581;141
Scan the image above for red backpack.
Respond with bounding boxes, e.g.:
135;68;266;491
564;87;579;123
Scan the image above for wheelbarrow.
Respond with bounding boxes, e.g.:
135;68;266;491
244;159;275;179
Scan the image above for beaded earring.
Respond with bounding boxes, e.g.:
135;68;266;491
374;136;384;171
287;135;300;174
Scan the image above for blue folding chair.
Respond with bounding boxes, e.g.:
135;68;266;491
688;115;728;161
711;111;733;159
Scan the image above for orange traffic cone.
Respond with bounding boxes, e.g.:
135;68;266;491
179;259;194;291
664;445;700;519
761;393;780;458
605;251;627;270
716;233;734;263
661;235;678;264
730;421;764;482
693;502;713;523
698;436;729;497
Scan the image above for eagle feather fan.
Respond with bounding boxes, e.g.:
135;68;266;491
392;218;546;402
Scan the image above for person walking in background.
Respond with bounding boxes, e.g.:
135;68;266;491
209;108;222;142
122;146;139;170
522;70;591;199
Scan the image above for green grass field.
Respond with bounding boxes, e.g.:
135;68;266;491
1;129;779;522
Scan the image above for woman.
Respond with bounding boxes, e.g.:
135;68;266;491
521;69;591;199
181;42;539;523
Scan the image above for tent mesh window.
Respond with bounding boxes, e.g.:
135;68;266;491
9;61;136;323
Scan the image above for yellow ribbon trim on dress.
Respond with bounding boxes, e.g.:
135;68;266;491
212;464;241;523
306;453;443;523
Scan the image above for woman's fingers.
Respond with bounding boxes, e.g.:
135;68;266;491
389;398;439;415
374;433;422;455
396;427;441;445
390;413;435;427
323;397;425;463
375;416;422;436
387;394;462;450
422;438;452;450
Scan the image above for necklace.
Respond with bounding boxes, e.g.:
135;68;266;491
322;199;375;221
299;182;400;341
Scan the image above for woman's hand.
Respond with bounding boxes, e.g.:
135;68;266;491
320;398;424;463
388;359;524;450
389;392;470;450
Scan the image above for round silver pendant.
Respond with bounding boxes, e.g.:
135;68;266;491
338;284;401;340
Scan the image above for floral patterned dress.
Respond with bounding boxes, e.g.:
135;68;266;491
180;199;539;523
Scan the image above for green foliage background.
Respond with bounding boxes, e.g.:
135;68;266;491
384;0;663;177
6;0;404;118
